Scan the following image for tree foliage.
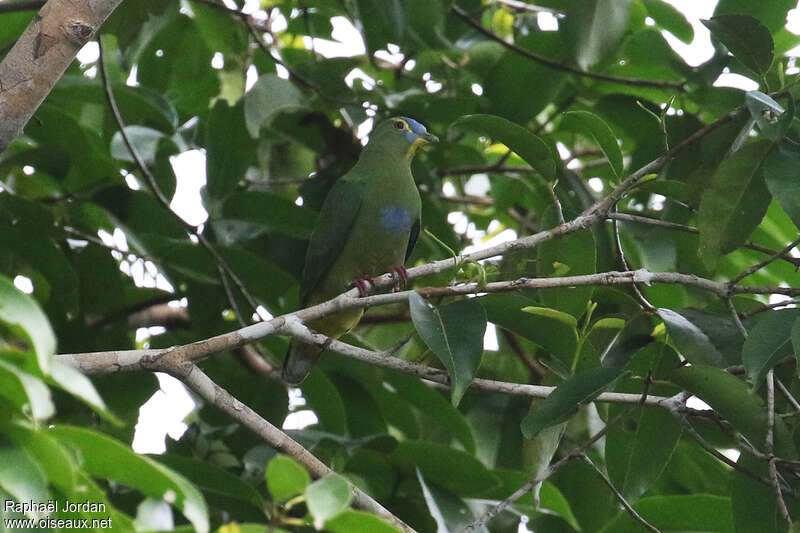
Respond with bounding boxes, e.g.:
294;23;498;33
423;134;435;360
1;0;800;532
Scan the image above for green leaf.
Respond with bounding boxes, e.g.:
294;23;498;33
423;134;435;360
520;367;624;438
0;359;54;420
0;434;48;510
731;454;776;533
521;306;578;329
416;469;476;532
599;494;733;533
205;100;258;204
657;309;726;367
742;309;800;385
300;370;348;435
615;407;682;501
793;318;800;365
702;15;774;76
564;111;624;179
409;293;486;406
481;294;579;375
384;374;475;454
391;441;500;495
266;455;311;502
220;191;319;239
763;144;800;228
697;140;772;268
355;0;405;55
51;426;209;533
325;510;403;533
0;274;56;373
243;74;307;138
670;365;794;457
48;360;118;424
714;0;795;33
564;0;632;70
451;114;556;181
306;473;353;529
641;0;693;43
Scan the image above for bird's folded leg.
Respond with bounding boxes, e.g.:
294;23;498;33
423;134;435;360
352;276;374;297
390;266;409;292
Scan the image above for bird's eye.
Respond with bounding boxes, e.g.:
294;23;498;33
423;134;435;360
393;121;405;130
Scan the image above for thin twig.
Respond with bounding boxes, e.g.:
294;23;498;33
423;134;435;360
725;298;748;339
492;0;565;16
582;454;662;533
98;38;262;316
766;370;793;524
451;5;686;91
461;407;634;531
775;378;800;414
608;212;800;269
612;207;655;311
729;235;800;286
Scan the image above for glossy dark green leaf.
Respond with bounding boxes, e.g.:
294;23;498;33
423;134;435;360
610;407;682;502
714;0;795;33
51;426;209;533
702;15;774;76
409;293;486;406
220;191;318;239
763;144;800;228
670;365;794;458
355;0;405;54
742;309;800;385
697;140;772;268
384;374;475;454
0;274;55;372
306;473;352;529
641;0;693;43
266;454;311;502
480;294;579;374
598;494;733;533
0;434;48;509
520;367;624;438
391;441;500;495
417;469;482;533
657;308;726;367
730;454;776;533
243;74;307;138
563;0;633;70
325;510;403;533
451;114;555;181
48;360;118;424
300;370;348;435
205;100;257;204
0;359;53;420
564;111;623;179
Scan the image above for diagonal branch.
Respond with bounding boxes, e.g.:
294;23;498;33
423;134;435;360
175;363;417;533
451;4;686;91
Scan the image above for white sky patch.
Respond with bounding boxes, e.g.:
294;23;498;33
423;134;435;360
588;177;604;192
661;0;717;67
170;150;209;226
132;373;197;454
13;275;33;294
537;12;559;31
76;41;99;65
484;322;499;351
714;71;759;91
303;16;366;58
687;395;712;411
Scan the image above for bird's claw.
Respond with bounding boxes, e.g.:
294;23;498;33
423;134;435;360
352;277;374;297
390;266;409;292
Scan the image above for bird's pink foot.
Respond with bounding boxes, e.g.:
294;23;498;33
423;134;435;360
390;266;409;292
352;277;374;297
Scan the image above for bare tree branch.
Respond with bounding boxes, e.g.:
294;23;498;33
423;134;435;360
0;0;124;153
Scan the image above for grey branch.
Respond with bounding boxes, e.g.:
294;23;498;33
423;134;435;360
0;0;124;153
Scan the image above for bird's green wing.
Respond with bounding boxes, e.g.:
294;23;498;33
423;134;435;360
300;177;365;305
405;215;420;261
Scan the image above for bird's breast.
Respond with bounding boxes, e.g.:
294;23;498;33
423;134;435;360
379;204;413;235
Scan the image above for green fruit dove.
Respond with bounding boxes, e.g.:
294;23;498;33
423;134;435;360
282;117;438;384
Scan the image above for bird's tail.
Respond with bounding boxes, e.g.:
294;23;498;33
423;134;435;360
281;341;323;385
